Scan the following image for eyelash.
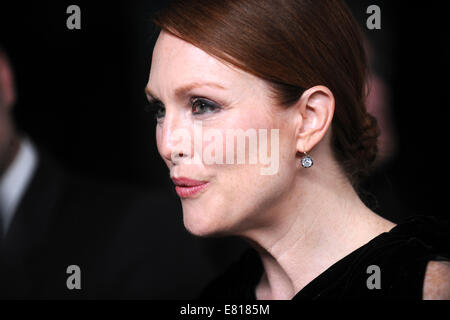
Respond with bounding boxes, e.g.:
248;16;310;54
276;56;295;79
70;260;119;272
148;97;222;121
191;97;222;115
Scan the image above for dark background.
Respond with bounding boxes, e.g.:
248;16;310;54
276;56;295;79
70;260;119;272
0;0;448;234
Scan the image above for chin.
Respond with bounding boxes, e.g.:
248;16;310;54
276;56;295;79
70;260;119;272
182;206;231;238
183;214;220;237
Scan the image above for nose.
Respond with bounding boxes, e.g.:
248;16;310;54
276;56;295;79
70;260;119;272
158;114;192;165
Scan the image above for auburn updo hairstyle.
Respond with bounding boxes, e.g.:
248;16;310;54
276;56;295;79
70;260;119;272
151;0;380;186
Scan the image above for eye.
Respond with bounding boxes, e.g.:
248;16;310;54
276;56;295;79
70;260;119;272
191;98;222;115
147;101;165;121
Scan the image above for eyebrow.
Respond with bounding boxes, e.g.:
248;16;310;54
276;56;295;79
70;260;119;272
145;82;226;103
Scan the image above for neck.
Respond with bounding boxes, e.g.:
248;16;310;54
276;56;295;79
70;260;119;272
240;161;395;300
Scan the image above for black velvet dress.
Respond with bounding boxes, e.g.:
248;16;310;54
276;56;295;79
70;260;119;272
199;215;450;300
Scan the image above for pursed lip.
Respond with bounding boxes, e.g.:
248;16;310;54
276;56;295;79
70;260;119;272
171;177;209;187
171;177;210;198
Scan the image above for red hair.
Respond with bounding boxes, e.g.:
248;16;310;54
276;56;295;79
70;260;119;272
152;0;379;185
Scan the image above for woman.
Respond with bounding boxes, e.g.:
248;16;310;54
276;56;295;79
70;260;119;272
145;0;450;300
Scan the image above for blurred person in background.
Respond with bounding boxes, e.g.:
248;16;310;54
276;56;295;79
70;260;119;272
0;44;216;299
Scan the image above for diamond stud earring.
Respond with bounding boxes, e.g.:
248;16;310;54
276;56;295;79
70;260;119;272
301;152;314;168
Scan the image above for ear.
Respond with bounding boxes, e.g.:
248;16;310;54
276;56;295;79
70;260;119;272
295;85;335;153
0;51;16;110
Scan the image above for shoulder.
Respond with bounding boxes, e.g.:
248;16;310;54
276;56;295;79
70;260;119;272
335;215;450;300
374;215;450;261
423;260;450;300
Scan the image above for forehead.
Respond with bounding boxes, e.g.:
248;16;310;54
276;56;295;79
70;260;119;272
148;30;258;91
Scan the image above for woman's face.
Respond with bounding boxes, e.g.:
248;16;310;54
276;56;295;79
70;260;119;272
147;31;300;237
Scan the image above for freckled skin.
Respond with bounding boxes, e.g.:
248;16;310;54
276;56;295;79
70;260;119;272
423;261;450;300
148;31;299;237
147;31;443;301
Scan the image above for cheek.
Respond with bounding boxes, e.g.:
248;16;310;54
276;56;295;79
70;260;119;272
181;104;297;235
203;162;293;235
155;125;171;168
155;126;162;153
201;109;275;162
198;114;295;227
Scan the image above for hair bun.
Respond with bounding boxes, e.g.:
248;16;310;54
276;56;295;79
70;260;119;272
353;111;381;180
